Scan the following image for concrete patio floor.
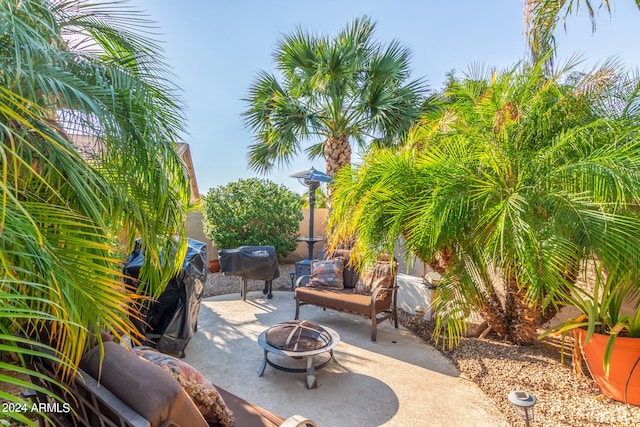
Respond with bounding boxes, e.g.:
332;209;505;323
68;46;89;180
184;291;508;427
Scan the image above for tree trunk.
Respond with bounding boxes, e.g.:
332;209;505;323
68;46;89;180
480;296;509;340
505;271;540;345
323;134;351;209
324;134;351;178
511;290;540;345
428;247;453;274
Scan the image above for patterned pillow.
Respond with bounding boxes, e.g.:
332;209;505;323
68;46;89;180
309;258;345;289
354;258;395;298
131;346;234;427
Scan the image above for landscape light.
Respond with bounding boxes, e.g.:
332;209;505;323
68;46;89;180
508;390;537;427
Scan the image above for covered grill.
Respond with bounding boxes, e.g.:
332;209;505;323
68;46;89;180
218;245;280;300
123;238;206;357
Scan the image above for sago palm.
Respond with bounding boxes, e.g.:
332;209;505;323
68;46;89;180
329;57;640;346
0;1;190;422
243;15;426;181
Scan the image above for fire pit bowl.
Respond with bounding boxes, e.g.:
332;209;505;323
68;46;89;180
257;320;340;389
265;320;333;352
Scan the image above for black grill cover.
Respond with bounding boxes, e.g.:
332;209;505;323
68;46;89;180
218;245;280;281
123;238;206;356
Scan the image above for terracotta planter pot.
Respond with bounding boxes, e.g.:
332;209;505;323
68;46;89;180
208;259;221;274
578;329;640;405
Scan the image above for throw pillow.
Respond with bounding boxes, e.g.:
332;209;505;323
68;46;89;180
354;258;395;297
131;346;234;427
309;258;345;289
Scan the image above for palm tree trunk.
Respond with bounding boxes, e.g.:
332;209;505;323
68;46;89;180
324;134;351;178
428;247;453;274
505;271;540;345
324;134;351;210
480;294;510;340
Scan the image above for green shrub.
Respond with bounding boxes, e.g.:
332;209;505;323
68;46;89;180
202;178;303;257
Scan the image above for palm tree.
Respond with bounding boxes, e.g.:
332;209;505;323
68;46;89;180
243;16;426;182
329;58;640;346
524;0;640;66
0;0;189;421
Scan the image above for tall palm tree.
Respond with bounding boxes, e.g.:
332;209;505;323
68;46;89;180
524;0;640;66
329;57;640;346
0;1;190;421
243;16;426;181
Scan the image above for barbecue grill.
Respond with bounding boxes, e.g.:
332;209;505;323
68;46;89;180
123;238;206;357
218;245;280;300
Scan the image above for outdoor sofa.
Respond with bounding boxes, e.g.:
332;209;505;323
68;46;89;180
294;249;399;341
23;332;316;427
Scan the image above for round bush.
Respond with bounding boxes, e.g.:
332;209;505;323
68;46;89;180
202;178;303;257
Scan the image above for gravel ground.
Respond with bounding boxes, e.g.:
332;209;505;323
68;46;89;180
205;264;640;426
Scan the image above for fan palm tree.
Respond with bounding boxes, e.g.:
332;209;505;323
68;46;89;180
524;0;640;66
243;15;426;182
329;57;640;346
0;1;190;421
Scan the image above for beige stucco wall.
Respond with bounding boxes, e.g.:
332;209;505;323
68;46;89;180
185;208;328;263
284;208;328;263
185;210;216;261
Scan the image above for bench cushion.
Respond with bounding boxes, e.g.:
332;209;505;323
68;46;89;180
295;287;392;316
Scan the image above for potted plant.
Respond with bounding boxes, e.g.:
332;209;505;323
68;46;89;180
541;267;640;405
208;259;221;273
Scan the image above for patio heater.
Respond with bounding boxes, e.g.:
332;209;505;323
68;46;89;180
290;167;332;285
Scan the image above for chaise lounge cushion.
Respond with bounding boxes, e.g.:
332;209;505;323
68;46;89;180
216;386;285;427
295;287;392;316
131;346;234;427
80;341;208;427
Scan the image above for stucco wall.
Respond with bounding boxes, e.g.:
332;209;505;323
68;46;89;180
185;210;216;261
284;208;328;262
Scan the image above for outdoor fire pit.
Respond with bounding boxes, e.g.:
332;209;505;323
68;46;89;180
257;320;340;389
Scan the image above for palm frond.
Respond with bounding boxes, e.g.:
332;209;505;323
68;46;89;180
330;56;640;345
0;2;190;422
243;15;425;176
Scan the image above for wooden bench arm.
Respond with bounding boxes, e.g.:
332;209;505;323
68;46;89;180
280;414;318;427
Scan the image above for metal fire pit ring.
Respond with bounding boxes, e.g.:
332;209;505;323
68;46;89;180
257;320;340;389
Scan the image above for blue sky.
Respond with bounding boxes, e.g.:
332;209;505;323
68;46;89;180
130;0;640;196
